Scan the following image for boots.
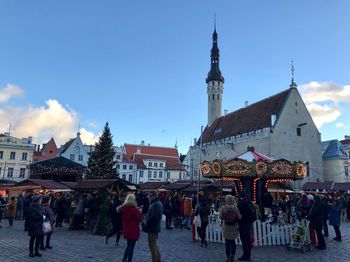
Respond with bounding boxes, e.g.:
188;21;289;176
227;255;232;262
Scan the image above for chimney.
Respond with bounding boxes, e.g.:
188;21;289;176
224;109;228;115
141;140;145;145
244;101;249;107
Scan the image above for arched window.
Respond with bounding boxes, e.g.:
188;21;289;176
217;94;219;100
212;94;215;100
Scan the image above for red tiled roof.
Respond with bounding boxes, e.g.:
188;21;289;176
199;88;291;144
125;144;179;161
133;154;185;171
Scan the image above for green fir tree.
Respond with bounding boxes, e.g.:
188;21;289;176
86;122;119;179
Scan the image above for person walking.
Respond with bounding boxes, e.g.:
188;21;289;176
195;191;210;248
308;195;326;250
237;190;255;261
117;194;142;262
16;193;25;220
146;190;163;262
105;195;123;246
329;199;342;241
219;195;242;262
27;196;44;257
321;196;330;237
7;196;17;226
40;196;55;250
181;195;192;230
163;193;173;229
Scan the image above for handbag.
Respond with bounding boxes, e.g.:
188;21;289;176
193;215;201;227
42;219;52;235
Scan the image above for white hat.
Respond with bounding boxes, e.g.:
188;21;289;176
307;194;314;201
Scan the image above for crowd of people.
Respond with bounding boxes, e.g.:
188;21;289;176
0;189;350;261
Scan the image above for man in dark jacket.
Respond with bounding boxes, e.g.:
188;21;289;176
308;195;326;249
146;191;163;262
237;190;253;261
27;196;44;257
105;195;122;246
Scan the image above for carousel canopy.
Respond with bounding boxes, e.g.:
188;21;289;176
232;147;273;162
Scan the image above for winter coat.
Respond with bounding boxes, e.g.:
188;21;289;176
196;199;210;225
6;199;17;218
183;198;193;216
308;198;323;230
27;205;44;236
108;200;122;228
146;198;163;234
329;205;341;227
219;204;242;240
163;198;172;216
118;204;142;241
237;198;252;225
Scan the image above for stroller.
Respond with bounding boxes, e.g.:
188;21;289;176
287;221;311;253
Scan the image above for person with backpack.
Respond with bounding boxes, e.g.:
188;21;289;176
219;195;242;262
237;190;256;261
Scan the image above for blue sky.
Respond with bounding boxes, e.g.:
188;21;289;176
0;0;349;154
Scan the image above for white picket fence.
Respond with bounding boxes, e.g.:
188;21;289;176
194;218;309;246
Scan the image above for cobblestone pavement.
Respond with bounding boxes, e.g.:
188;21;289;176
0;220;349;262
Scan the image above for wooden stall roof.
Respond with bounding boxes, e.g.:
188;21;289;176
139;182;170;191
59;181;78;189
75;178;137;191
333;182;350;191
13;179;70;190
302;181;335;191
211;180;237;188
164;180;192;191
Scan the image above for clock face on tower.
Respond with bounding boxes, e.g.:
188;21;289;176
74;146;80;154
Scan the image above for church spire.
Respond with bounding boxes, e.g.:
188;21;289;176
290;59;297;88
206;18;224;84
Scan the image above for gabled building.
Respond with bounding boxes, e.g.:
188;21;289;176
0;133;35;182
58;132;89;166
114;146;137;184
186;27;323;187
124;142;186;184
33;138;58;163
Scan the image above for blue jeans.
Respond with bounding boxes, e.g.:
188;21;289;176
123;240;136;261
182;215;191;227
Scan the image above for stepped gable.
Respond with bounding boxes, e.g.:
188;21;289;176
200;88;291;144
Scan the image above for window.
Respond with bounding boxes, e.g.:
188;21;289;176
212;94;214;100
217;94;219;100
148;170;152;178
0;167;2;176
148;162;153;167
7;167;14;177
129;165;133;170
116;164;120;169
154;162;158;168
179;172;182;180
167;171;170;179
20;168;26;178
0;151;3;159
78;155;83;161
22;152;28;161
123;165;127;170
153;171;157;178
159;163;163;168
10;152;16;160
70;154;75;161
128;174;133;182
296;127;301;136
159;171;163;179
140;170;144;177
122;174;126;180
345;166;349;177
116;155;121;160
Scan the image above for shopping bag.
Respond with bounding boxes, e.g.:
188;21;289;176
43;220;52;235
193;215;201;227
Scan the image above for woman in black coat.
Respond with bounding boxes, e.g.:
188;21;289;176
27;196;44;257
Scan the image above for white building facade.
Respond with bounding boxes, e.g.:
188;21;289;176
58;132;89;166
0;133;35;182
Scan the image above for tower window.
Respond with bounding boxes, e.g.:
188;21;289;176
296;127;301;136
217;94;219;100
212;94;214;100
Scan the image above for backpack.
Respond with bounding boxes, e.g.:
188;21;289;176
224;207;238;225
246;201;257;223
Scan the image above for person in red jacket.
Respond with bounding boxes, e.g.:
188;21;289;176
117;194;142;262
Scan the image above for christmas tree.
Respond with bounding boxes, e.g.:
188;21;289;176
86;122;119;179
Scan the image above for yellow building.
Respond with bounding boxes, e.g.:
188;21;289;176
0;133;35;182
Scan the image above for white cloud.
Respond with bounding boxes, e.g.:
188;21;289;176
300;81;350;128
0;84;100;147
336;122;344;128
0;84;24;103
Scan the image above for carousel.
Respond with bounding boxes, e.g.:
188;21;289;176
200;146;307;205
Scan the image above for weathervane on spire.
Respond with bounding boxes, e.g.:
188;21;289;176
214;13;216;32
290;58;297;88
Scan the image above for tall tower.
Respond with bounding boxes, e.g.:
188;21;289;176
206;24;224;126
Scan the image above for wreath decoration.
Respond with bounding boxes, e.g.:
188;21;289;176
212;161;221;176
296;163;306;178
255;161;268;176
201;164;211;175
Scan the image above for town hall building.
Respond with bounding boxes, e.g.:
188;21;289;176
186;27;324;188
